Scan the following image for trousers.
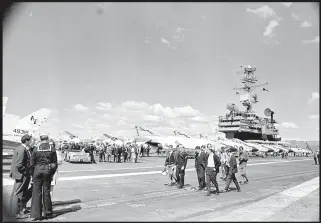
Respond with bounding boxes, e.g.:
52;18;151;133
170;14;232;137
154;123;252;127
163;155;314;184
195;165;206;188
9;176;31;216
225;172;240;191
206;167;219;192
176;165;185;188
30;166;54;218
90;153;96;163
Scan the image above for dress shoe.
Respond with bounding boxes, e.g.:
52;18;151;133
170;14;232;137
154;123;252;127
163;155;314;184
44;214;54;219
21;208;30;214
15;213;28;219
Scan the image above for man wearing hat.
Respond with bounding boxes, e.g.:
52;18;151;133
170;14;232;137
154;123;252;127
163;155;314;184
224;147;241;192
205;144;221;196
30;134;58;220
195;146;206;190
9;134;33;219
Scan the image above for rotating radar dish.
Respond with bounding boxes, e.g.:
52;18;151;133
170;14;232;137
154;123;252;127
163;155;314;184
264;108;272;117
227;103;239;113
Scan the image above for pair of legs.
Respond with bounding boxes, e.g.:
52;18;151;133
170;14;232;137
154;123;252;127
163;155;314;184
176;165;185;189
239;165;249;184
166;165;177;185
205;167;220;196
9;176;31;218
224;172;241;192
30;167;53;220
196;165;206;189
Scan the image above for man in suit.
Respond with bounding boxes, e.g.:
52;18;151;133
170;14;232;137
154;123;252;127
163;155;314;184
224;148;241;192
175;145;189;189
205;145;221;196
195;146;206;190
9;134;33;219
164;146;176;186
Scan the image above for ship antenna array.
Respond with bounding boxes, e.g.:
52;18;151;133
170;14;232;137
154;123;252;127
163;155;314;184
233;65;268;112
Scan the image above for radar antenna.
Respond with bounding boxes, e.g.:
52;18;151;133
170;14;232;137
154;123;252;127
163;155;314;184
234;65;268;113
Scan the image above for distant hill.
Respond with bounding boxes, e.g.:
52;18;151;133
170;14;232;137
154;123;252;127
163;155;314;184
284;140;319;152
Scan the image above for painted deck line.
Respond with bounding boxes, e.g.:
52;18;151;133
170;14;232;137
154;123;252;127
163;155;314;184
186;177;319;221
2;159;312;186
2;158;312;175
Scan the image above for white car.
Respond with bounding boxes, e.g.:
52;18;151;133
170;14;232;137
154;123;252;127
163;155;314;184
65;149;91;163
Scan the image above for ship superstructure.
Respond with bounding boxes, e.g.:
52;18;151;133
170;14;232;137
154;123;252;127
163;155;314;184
218;65;281;141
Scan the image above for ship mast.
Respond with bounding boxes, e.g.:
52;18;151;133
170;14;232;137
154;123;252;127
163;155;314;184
233;65;268;113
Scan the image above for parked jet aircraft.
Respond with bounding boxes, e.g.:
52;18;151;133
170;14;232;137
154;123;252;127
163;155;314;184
133;126;213;150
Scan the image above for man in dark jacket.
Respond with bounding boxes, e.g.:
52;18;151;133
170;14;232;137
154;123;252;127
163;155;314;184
86;143;97;164
313;152;318;165
205;146;221;196
117;146;123;163
9;134;33;219
224;149;241;192
175;146;189;189
195;146;207;190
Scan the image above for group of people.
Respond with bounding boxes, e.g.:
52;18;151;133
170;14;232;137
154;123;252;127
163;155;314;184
164;144;249;196
9;134;63;221
59;140;153;164
94;141;144;163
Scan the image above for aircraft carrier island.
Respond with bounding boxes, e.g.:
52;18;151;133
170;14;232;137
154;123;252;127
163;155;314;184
218;65;281;142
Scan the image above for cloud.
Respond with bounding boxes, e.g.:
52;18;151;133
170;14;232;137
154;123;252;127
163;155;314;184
143;114;162;122
121;101;150;110
160;37;177;49
103;113;113;120
190;116;208;123
161;37;170;45
72;124;85;129
309;114;319;120
300;20;312;28
246;5;281;21
96;102;112;111
279;122;298;129
281;2;292;8
95;123;110;129
73;104;89;112
263;20;280;37
302;36;319;44
60;101;219;138
291;13;300;21
308;92;319;104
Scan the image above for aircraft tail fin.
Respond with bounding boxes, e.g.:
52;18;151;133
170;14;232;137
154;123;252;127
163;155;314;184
16;108;52;132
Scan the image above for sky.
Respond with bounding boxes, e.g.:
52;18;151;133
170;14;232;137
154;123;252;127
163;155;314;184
3;2;319;140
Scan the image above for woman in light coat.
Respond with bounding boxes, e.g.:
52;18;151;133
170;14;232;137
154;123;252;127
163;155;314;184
50;140;64;198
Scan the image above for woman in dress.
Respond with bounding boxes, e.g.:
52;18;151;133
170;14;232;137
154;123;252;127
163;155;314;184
50;139;63;198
